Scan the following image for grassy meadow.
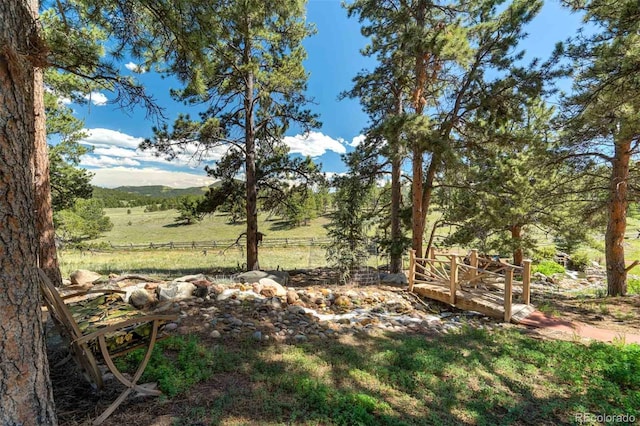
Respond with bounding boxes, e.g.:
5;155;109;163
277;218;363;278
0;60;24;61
60;205;640;277
95;207;331;245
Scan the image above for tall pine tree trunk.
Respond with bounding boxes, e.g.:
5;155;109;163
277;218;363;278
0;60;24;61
605;139;631;296
410;0;428;258
420;157;438;258
390;152;403;273
0;1;58;423
34;66;63;286
511;224;523;266
243;20;259;271
389;92;403;273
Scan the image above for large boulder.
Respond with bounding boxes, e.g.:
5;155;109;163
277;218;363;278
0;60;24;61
156;282;197;302
129;289;154;309
69;270;102;286
379;273;408;286
235;270;289;286
258;278;287;298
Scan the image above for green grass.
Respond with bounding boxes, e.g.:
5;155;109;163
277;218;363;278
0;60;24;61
96;207;331;245
117;329;640;425
533;260;565;276
58;246;335;278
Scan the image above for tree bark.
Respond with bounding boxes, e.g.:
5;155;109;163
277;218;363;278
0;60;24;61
389;91;404;273
243;19;259;271
420;156;438;258
511;224;523;266
0;1;58;423
605;139;631;296
410;0;427;258
34;66;63;286
390;151;403;273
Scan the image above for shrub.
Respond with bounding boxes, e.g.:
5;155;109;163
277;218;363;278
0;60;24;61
532;246;556;262
628;277;640;295
569;251;590;271
533;260;565;276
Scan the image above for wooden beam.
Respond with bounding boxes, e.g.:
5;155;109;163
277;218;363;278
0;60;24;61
504;268;513;322
522;259;531;305
449;255;457;305
408;249;416;292
470;249;478;287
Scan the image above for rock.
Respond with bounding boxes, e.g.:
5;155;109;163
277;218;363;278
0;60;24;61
252;331;263;341
191;280;211;298
69;270;102;285
61;278;72;286
286;290;299;305
174;273;207;282
379;273;408;286
164;323;178;331
259;278;287;298
265;297;283;310
129;289;153;309
251;282;264;294
235;270;290;286
210;330;221;339
156;282;197;302
209;284;225;295
287;305;305;315
294;334;307;343
334;295;351;307
217;289;239;301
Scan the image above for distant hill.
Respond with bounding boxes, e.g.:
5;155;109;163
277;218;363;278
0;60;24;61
111;185;209;198
92;185;213;208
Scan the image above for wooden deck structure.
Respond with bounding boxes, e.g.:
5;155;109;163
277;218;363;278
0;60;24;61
408;249;535;323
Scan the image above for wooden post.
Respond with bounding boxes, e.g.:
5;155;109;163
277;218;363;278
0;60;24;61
504;267;513;322
428;246;436;274
522;259;531;305
470;249;478;287
449;255;457;305
408;249;416;292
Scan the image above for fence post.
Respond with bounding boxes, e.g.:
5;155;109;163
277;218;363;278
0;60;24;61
428;246;436;274
449;255;457;305
504;267;514;322
470;249;478;287
408;250;416;292
522;259;531;305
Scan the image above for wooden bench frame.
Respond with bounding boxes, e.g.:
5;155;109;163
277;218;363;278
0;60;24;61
38;269;178;425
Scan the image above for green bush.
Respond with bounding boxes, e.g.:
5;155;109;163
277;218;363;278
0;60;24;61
532;246;556;262
628;277;640;295
115;335;215;397
533;260;565;277
569;251;590;271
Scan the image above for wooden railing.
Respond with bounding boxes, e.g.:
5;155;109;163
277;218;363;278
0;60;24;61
408;249;531;322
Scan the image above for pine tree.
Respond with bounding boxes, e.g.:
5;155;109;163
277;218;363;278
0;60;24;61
346;0;549;259
142;1;319;270
560;0;640;295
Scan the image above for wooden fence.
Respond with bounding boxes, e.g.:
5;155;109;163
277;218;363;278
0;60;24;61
109;237;333;251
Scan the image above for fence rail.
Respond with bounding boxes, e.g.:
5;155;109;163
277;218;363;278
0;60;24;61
108;237;334;250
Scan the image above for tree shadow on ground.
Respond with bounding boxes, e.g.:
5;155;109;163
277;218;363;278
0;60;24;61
49;324;640;426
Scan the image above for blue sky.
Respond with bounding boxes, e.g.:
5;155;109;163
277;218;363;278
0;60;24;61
69;0;583;188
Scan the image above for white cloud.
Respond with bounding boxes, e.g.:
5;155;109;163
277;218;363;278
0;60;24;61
283;131;347;157
90;167;216;188
81;155;140;168
124;62;147;74
81;128;145;149
350;134;366;147
84;92;108;106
